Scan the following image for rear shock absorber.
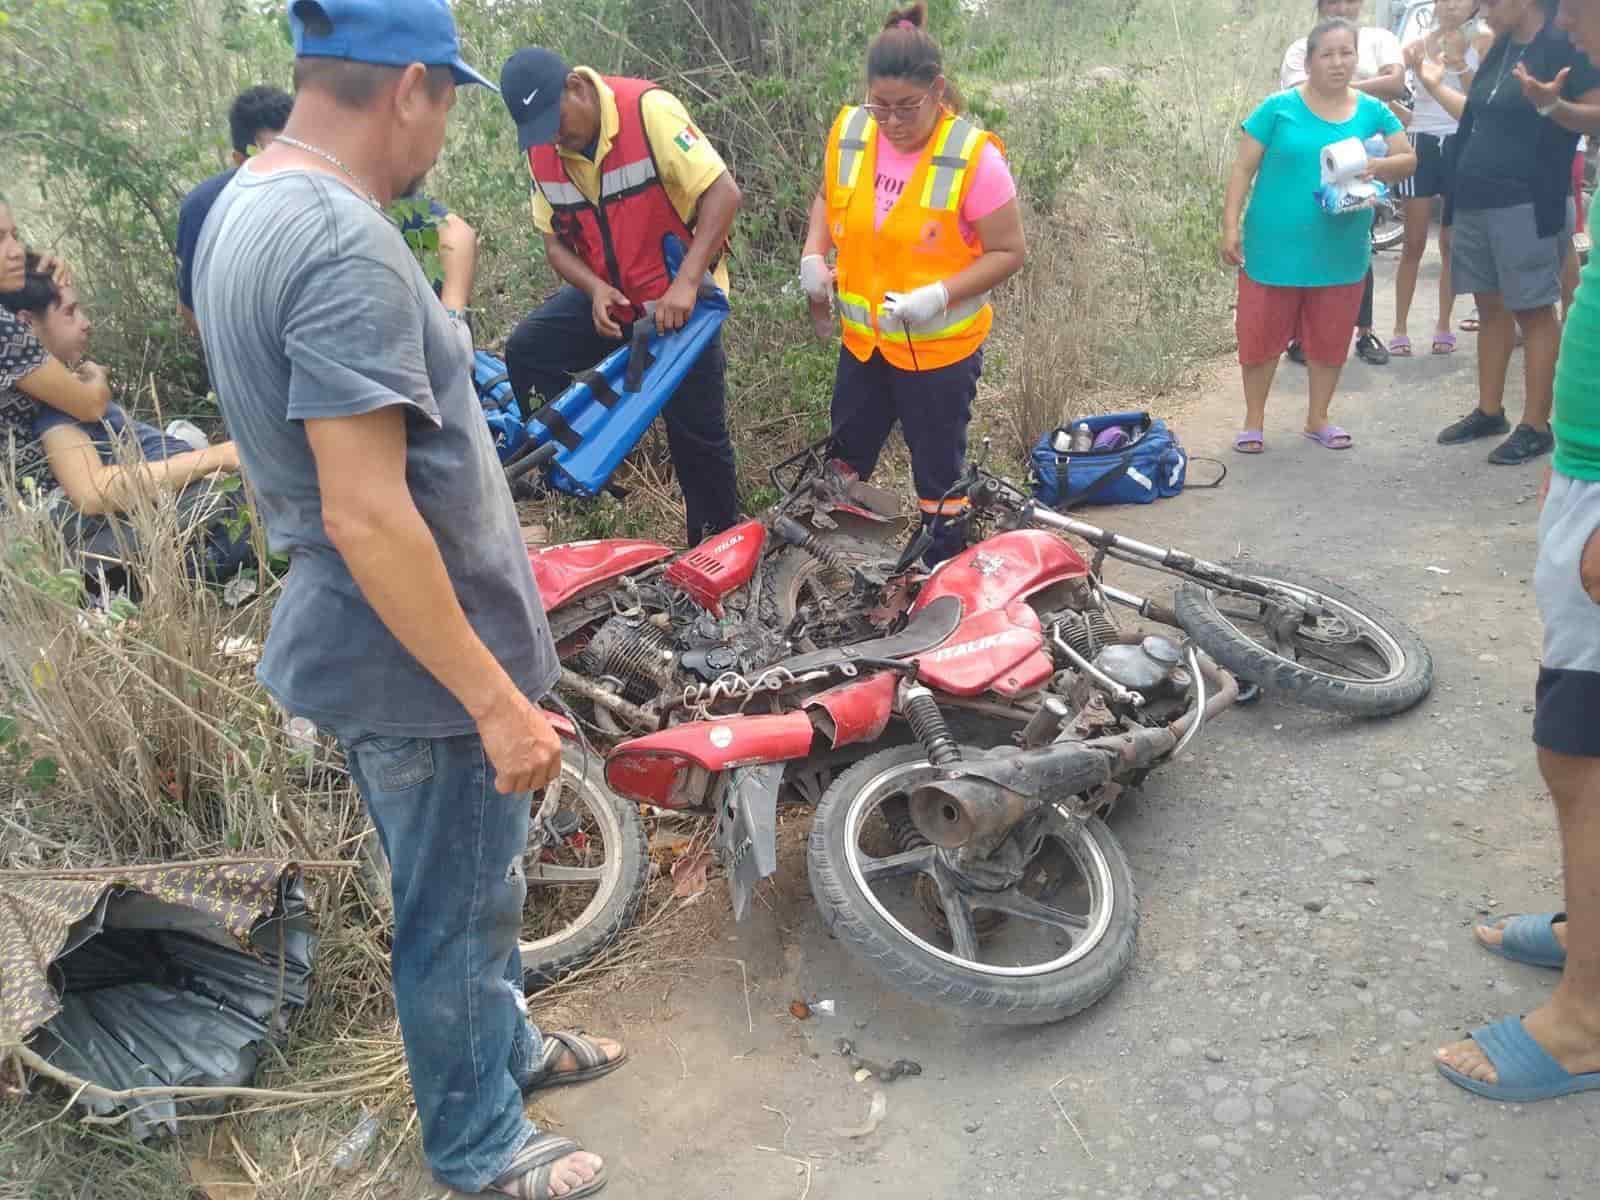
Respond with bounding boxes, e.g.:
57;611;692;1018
772;515;846;574
900;683;961;768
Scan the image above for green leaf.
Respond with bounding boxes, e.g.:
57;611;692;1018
0;716;15;744
25;757;59;791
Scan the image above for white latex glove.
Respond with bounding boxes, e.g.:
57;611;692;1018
880;282;949;329
799;254;834;302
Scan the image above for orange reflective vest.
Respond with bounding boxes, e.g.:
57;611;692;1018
823;105;1001;371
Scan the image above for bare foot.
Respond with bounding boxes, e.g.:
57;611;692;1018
1435;995;1600;1085
1473;915;1567;954
551;1035;624;1077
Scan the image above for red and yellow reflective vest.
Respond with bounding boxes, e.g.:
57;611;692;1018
529;76;697;319
823;105;1002;371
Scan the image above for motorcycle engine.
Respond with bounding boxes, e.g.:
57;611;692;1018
580;615;679;704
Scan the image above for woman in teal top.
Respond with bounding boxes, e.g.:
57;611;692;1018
1222;17;1412;454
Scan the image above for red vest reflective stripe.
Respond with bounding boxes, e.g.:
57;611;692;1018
528;76;696;317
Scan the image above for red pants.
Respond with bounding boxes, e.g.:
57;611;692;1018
1235;272;1365;366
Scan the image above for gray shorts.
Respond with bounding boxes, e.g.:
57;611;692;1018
1450;203;1568;311
1534;472;1600;757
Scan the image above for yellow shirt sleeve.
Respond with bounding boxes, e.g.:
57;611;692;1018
640;89;730;223
529;182;554;236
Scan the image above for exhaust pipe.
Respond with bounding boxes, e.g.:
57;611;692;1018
907;742;1115;855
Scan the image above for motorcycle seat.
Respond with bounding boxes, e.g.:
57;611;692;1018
777;594;963;674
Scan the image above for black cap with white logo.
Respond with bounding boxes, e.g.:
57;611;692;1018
500;47;570;150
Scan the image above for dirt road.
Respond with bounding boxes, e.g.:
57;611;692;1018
540;254;1593;1200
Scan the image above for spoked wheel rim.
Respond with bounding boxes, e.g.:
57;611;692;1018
1204;576;1410;686
519;757;626;959
842;759;1116;978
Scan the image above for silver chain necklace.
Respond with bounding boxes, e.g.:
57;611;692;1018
1487;40;1531;106
272;135;383;210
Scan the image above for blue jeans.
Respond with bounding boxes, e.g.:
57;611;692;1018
340;729;546;1193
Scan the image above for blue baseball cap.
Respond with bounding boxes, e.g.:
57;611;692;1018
500;48;570;150
289;0;497;92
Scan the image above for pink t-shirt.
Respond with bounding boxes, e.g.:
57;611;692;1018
872;133;1016;245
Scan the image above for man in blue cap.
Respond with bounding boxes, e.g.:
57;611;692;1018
499;46;743;546
192;4;618;1196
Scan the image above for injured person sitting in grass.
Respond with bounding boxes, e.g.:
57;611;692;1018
0;255;254;584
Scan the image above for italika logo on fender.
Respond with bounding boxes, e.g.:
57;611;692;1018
926;629;1033;663
708;534;744;555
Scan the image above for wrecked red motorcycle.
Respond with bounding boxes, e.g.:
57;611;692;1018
520;448;1432;1022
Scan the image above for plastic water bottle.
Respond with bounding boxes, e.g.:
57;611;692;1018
1069;423;1094;453
330;1109;379;1172
165;418;209;451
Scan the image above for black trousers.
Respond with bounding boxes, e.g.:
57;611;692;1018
1357;266;1375;330
504;285;740;546
830;346;982;565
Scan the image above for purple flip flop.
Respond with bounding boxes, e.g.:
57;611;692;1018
1303;425;1353;450
1233;429;1265;454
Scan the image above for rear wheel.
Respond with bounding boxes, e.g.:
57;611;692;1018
807;744;1139;1025
763;529;898;647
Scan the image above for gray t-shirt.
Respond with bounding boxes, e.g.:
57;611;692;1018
193;167;557;735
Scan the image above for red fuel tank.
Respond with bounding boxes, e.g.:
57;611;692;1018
911;529;1089;618
664;519;768;615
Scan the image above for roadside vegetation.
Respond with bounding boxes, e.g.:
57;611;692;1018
0;0;1307;1193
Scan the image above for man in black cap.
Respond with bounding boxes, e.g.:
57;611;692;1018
500;47;742;546
191;3;620;1196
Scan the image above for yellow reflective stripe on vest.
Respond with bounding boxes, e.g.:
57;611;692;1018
835;107;875;192
920;118;981;212
886;291;990;341
836;292;875;335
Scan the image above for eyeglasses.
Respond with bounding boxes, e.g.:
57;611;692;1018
862;92;932;124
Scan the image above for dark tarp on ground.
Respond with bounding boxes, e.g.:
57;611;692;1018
0;862;316;1137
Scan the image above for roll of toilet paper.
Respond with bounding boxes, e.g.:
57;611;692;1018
1321;136;1369;187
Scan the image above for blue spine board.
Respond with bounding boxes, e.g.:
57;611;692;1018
547;295;730;497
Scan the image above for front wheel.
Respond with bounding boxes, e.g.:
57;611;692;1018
1371;198;1405;252
1174;561;1433;718
807;744;1139;1025
518;738;650;988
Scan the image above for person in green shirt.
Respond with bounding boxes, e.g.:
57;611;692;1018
1222;18;1413;454
1431;0;1600;1112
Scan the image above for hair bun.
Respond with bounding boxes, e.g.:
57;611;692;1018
883;2;926;32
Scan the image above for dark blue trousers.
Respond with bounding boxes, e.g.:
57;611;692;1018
830;346;983;565
505;285;740;546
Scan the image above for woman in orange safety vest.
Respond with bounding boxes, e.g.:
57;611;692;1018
800;2;1026;564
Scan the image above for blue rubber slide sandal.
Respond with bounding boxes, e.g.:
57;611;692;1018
1475;912;1567;970
1437;1016;1600;1102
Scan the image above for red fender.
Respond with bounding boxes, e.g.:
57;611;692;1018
804;671;897;748
529;539;674;611
913;602;1046;697
605;713;816;807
